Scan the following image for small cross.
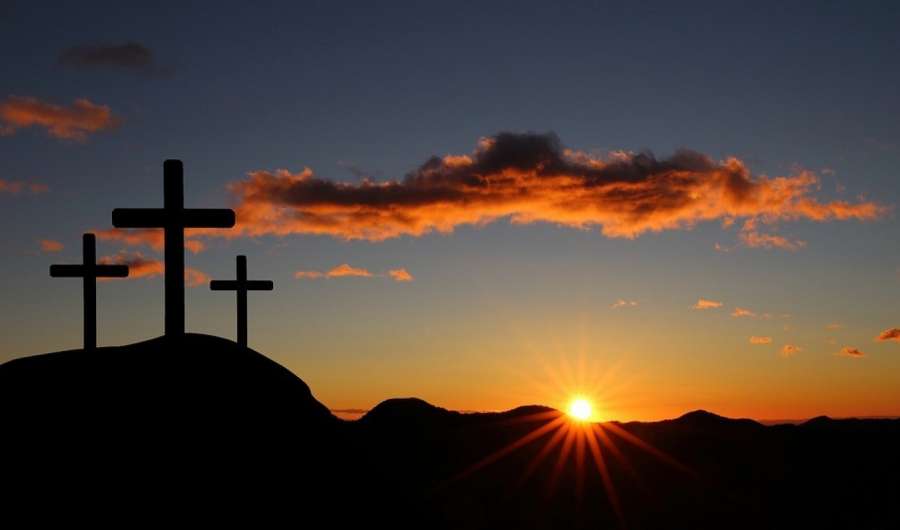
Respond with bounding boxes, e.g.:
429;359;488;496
50;233;129;350
210;255;273;347
112;160;235;337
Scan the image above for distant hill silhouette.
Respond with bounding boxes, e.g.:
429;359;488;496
2;337;899;528
361;397;460;425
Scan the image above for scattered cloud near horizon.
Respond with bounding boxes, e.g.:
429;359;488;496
611;299;638;309
781;344;801;356
826;323;844;330
0;96;119;140
838;346;865;358
58;42;168;76
184;268;211;288
220;132;885;246
327;263;372;278
293;270;324;279
749;336;772;344
388;268;414;282
738;219;806;251
876;328;900;342
732;307;756;318
99;251;208;287
39;239;63;253
295;263;412;282
0;178;48;194
693;298;723;310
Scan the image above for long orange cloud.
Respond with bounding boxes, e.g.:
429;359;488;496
294;263;413;282
295;264;372;279
219;132;885;245
0;96;119;140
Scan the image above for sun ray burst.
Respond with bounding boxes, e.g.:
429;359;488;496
447;349;694;527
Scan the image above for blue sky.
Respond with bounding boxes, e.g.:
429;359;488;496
1;1;898;419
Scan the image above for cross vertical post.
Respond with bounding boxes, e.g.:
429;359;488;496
164;160;185;337
236;255;247;347
83;233;97;350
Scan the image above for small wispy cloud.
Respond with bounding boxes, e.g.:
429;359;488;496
838;346;865;358
184;268;210;288
388;268;414;282
294;270;324;279
713;242;732;253
781;344;801;357
295;263;413;282
0;178;49;194
693;298;723;310
611;299;638;309
39;239;63;253
732;307;756;318
825;323;844;330
100;251;162;279
326;263;372;278
738;219;807;251
58;42;171;76
98;250;207;287
875;328;900;343
95;228;205;254
749;336;772;345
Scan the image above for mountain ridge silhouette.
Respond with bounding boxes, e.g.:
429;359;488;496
2;336;899;529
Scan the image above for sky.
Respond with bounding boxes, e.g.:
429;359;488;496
2;1;899;421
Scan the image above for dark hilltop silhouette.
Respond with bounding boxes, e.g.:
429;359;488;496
2;335;899;528
4;159;899;528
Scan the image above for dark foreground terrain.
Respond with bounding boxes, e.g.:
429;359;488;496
2;335;898;528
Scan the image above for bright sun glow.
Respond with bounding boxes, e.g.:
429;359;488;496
568;397;593;421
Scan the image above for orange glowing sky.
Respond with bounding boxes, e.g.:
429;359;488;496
2;2;900;422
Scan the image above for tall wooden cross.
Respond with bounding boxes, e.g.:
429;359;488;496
112;160;235;337
50;233;129;350
210;255;273;347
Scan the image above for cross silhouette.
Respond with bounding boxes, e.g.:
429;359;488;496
112;160;235;337
50;233;129;350
210;255;273;347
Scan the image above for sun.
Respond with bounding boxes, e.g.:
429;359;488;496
567;397;593;421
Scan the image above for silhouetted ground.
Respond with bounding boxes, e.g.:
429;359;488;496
2;335;899;528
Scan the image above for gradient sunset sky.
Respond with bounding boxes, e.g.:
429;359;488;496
2;1;899;421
